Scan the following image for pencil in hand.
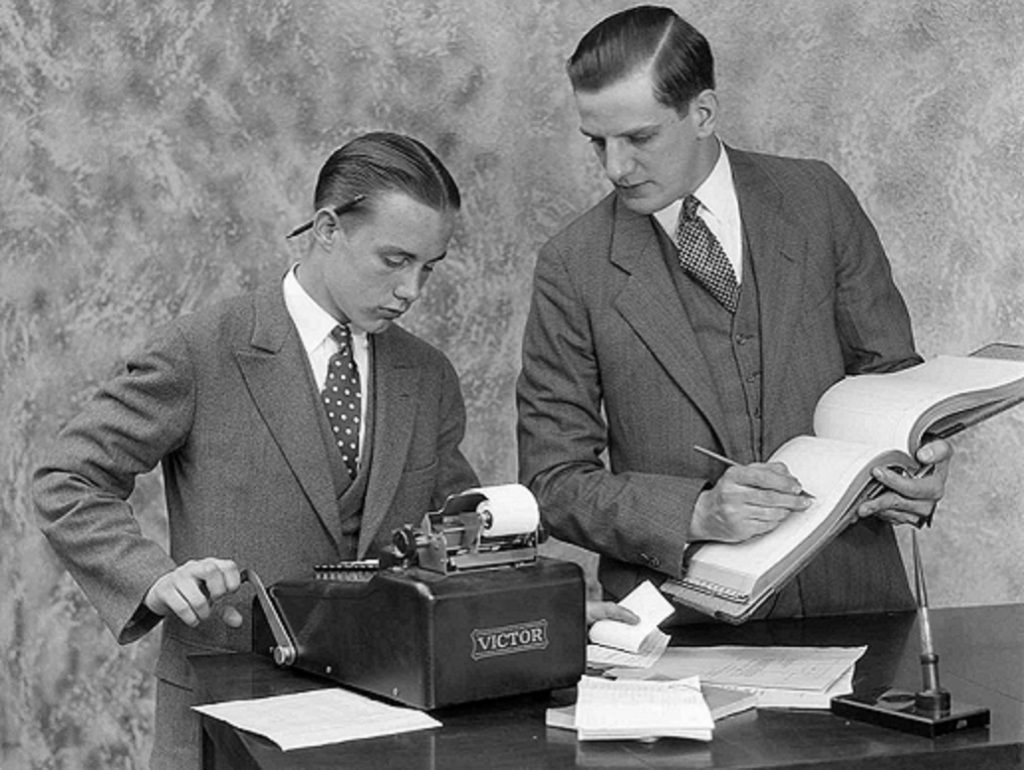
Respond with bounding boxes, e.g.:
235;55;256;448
693;445;816;500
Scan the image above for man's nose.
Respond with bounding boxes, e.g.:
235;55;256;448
604;140;634;183
394;269;425;302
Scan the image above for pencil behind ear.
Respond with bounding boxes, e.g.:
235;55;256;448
287;195;366;241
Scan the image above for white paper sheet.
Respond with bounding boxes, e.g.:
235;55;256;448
610;645;864;689
608;645;865;709
193;687;441;751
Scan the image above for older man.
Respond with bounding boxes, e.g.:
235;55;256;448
517;6;950;621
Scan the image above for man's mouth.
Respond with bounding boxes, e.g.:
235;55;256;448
616;181;647;194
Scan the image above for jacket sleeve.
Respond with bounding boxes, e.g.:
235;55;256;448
516;241;700;580
814;160;921;375
33;325;191;644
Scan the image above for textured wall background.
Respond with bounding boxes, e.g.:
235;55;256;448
2;1;1022;766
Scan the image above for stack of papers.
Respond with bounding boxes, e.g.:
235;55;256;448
193;688;441;751
565;675;715;741
587;581;673;668
547;681;757;733
609;645;866;709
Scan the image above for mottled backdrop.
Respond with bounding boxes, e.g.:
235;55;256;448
2;1;1022;766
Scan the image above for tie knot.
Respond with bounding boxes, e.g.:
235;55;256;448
681;194;701;222
329;324;351;347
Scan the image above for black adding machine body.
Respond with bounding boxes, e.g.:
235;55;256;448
249;484;586;709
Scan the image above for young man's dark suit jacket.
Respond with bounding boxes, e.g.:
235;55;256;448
34;281;478;737
517;145;920;621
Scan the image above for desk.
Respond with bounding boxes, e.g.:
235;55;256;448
191;603;1024;769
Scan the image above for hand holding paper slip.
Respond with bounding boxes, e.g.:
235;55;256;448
587;580;673;668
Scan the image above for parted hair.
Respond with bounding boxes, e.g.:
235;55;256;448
567;5;715;114
314;131;461;217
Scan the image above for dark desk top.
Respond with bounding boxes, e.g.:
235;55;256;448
191;603;1024;769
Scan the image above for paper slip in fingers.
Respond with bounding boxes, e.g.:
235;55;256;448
588;580;674;655
587;631;669;668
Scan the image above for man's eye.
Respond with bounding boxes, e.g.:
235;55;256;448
588;137;606;151
630;134;653;146
384;256;409;268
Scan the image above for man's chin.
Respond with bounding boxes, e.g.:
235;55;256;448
362;318;394;334
615;188;667;216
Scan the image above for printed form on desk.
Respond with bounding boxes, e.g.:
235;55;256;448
192;687;441;751
607;645;866;709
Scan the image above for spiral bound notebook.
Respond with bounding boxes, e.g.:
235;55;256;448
663;348;1024;623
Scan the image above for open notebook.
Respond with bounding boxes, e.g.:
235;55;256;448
662;347;1024;623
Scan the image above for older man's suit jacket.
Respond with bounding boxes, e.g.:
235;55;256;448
35;282;478;685
517;146;919;620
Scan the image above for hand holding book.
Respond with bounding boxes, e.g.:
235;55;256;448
859;439;949;528
664;348;1024;623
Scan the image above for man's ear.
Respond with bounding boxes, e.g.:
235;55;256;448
311;208;342;248
691;89;719;137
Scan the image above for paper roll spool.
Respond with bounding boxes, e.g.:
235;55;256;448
474;483;540;537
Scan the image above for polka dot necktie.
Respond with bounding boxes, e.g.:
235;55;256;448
322;324;361;479
674;194;739;313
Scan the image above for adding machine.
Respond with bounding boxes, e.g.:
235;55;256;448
249;484;586;709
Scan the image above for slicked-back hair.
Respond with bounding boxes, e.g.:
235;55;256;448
313;131;461;221
567;5;715;115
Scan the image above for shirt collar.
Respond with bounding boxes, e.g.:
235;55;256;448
653;139;734;234
282;265;344;354
692;140;734;224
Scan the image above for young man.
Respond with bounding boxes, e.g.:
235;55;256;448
517;6;951;620
34;132;479;768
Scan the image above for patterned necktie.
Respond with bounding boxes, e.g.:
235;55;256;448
674;194;739;312
322;324;361;479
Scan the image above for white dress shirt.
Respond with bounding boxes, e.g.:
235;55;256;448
282;267;369;457
653;140;743;283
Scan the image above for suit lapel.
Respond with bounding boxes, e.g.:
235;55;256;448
358;330;420;557
609;197;730;441
728;148;809;407
235;285;340;548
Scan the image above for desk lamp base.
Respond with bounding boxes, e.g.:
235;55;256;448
831;689;990;738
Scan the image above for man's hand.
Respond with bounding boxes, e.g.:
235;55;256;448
144;558;243;629
689;462;813;542
586;600;639;627
856;439;952;525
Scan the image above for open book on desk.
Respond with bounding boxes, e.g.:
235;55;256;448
546;679;756;735
546;675;716;741
662;348;1024;623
